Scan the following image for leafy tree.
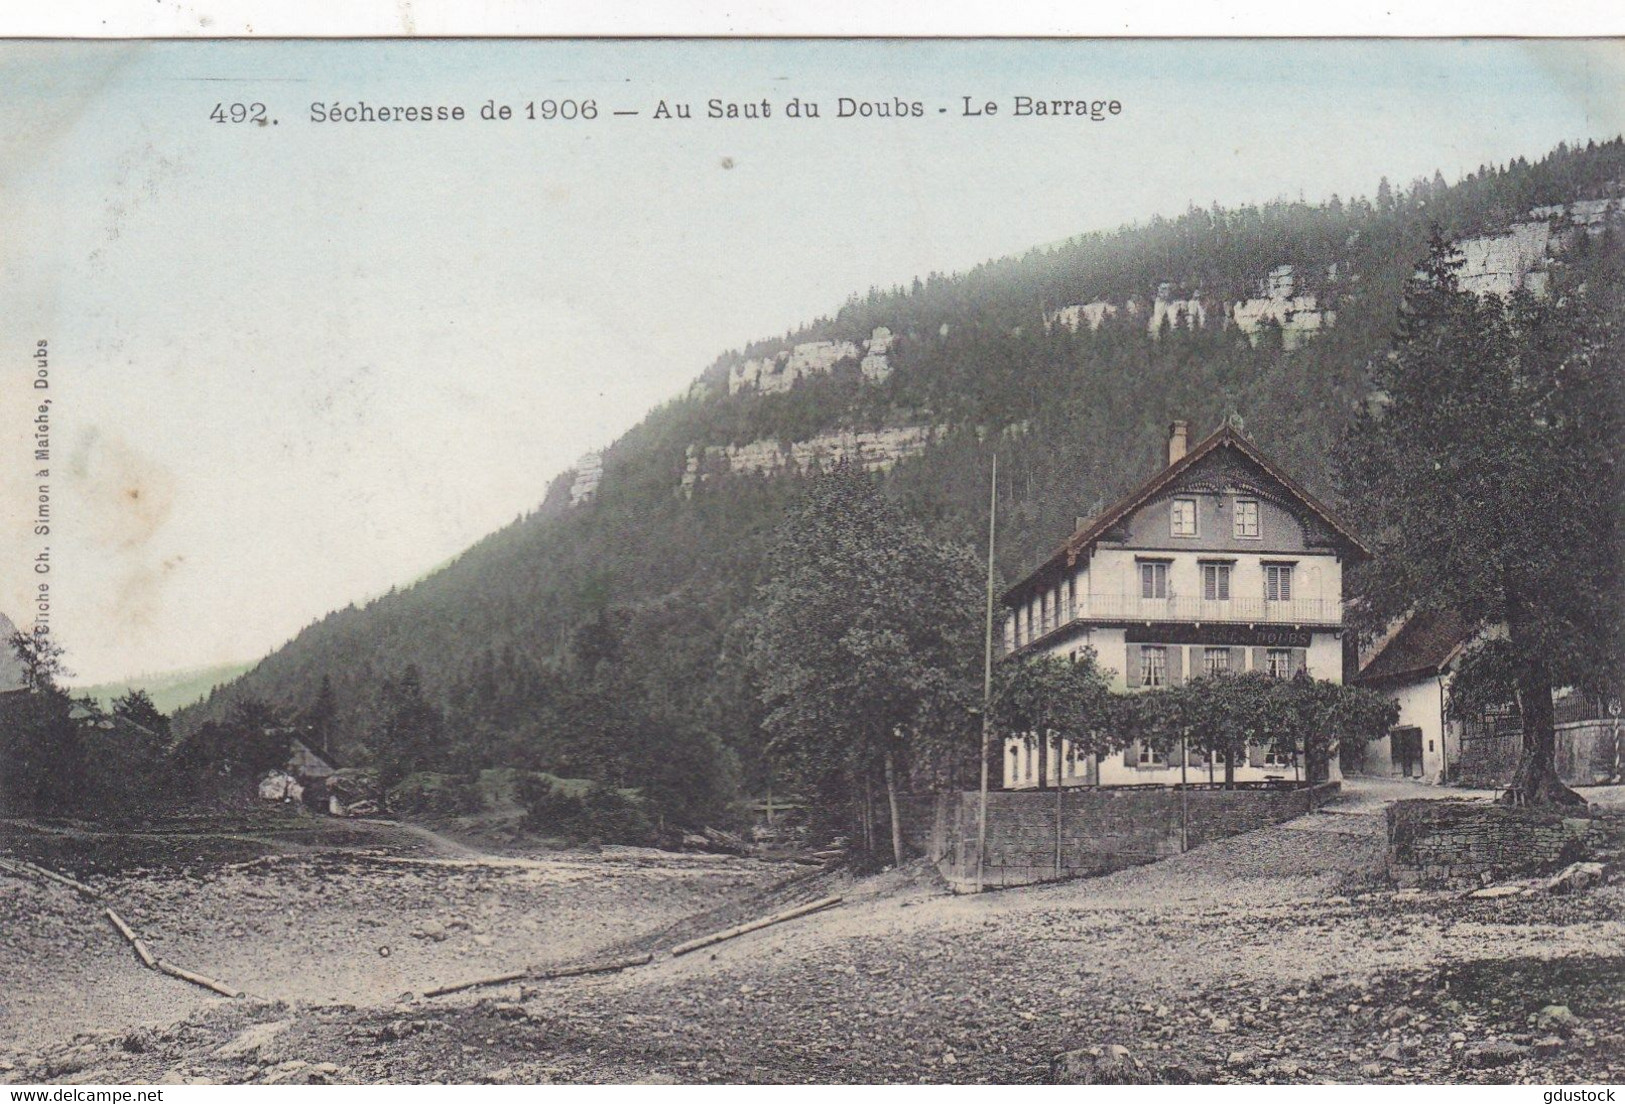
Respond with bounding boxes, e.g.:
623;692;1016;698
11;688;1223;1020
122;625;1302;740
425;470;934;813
0;632;82;812
747;463;983;862
80;693;169;813
1337;228;1623;804
113;688;172;744
990;650;1113;789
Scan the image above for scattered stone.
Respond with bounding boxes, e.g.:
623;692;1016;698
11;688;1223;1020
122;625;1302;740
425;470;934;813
1210;1016;1232;1033
1467;884;1526;899
119;1028;158;1054
1268;1059;1302;1078
214;1019;293;1060
1377;1041;1403;1063
1542;862;1606;895
1051;1045;1150;1085
1358;1061;1386;1078
1461;1041;1531;1068
1534;1036;1566;1057
1536;1006;1579;1035
1226;1050;1254;1069
1383;1006;1414;1027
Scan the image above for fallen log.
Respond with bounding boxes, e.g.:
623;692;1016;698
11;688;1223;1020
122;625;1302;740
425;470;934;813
1;858;99;899
424;952;655;999
104;908;158;970
532;952;653;980
669;896;842;957
423;970;529;999
156;959;241;999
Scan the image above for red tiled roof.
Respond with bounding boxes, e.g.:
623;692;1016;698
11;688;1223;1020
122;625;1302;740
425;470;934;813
1004;423;1371;605
1354;608;1477;686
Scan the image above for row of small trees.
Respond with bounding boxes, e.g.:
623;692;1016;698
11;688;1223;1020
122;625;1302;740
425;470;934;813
996;653;1397;789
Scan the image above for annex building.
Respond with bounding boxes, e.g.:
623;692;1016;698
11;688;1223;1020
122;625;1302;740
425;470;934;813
1000;420;1370;790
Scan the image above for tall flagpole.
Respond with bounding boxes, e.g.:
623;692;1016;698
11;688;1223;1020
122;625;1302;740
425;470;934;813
977;453;997;892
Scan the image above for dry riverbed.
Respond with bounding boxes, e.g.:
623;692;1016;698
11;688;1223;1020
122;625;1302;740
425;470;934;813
2;786;1622;1085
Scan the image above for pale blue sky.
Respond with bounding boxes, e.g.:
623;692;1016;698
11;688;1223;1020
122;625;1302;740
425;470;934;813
2;39;1621;683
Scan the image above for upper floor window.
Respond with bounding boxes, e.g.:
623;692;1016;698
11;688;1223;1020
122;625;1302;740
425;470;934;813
1204;646;1231;676
1170;498;1198;537
1140;561;1169;599
1201;562;1232;601
1266;648;1295;678
1234;498;1261;539
1140;645;1168;687
1264;563;1294;602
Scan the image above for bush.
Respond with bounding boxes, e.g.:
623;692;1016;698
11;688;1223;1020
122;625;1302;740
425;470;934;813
387;772;484;817
516;775;654;844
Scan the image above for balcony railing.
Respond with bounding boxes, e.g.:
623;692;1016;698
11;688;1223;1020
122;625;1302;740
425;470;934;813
1024;593;1342;640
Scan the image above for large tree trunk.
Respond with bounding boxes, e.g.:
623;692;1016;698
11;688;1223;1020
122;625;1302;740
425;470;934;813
1502;659;1584;806
1036;731;1049;790
883;750;905;867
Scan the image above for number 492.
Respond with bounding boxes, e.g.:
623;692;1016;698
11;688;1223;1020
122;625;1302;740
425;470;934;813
210;102;268;123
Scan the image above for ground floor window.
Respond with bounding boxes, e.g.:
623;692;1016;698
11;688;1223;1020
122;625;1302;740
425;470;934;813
1141;645;1168;687
1203;646;1231;676
1267;648;1294;678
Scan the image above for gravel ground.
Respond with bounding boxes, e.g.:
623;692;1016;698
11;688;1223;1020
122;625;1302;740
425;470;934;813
0;817;787;1058
2;781;1621;1085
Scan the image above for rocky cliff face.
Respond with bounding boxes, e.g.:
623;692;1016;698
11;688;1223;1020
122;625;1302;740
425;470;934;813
680;423;942;494
568;451;604;506
1041;200;1622;352
727;327;896;395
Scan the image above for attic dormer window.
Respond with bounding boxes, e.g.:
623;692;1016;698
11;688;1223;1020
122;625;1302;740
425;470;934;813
1170;498;1197;537
1234;498;1260;539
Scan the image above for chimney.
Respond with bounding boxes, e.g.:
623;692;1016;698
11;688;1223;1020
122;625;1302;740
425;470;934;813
1167;420;1190;467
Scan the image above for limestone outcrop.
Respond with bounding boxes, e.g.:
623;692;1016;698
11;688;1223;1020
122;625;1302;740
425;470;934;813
681;424;942;494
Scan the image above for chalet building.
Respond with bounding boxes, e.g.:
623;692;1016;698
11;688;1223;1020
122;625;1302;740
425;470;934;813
1355;612;1622;788
1350;608;1474;783
259;734;341;804
1001;420;1369;789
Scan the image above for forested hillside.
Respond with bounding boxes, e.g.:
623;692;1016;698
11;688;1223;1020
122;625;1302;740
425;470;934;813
172;138;1625;823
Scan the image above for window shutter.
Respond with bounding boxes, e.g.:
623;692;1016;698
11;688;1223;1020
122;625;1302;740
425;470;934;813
1294;648;1309;676
1168;645;1185;687
1124;742;1138;768
1126;645;1142;688
1229;646;1246;673
1251;647;1267;673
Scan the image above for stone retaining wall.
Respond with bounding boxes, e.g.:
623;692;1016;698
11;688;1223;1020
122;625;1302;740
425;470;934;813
1385;799;1625;889
898;782;1339;891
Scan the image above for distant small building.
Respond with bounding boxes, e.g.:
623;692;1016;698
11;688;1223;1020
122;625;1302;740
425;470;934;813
1351;609;1475;783
285;735;339;781
259;735;340;805
1354;612;1623;788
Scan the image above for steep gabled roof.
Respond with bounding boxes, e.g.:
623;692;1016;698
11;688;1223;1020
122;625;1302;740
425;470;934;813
288;733;342;771
1004;423;1371;605
1354;608;1477;687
